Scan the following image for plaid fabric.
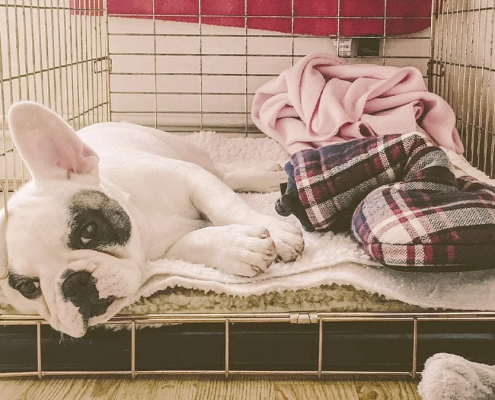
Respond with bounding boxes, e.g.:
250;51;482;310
276;132;495;269
352;169;495;270
276;132;440;232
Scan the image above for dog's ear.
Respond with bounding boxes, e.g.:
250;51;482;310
8;102;100;182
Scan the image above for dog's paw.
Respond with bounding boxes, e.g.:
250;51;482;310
261;219;304;262
215;225;277;277
248;163;288;193
225;163;287;193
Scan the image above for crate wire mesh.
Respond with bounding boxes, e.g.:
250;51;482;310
0;0;110;194
107;2;432;135
430;0;495;175
6;310;495;379
0;0;494;379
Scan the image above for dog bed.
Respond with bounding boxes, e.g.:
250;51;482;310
3;131;495;326
2;131;495;375
0;284;426;320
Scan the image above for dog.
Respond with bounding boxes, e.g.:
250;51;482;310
0;102;304;337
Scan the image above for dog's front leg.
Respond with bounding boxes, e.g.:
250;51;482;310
182;167;304;264
166;225;277;277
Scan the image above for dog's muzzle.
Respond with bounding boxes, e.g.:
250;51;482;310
61;270;115;321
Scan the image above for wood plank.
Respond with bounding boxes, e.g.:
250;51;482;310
194;376;274;400
354;380;421;400
273;378;360;400
0;377;422;400
0;377;98;400
118;377;198;400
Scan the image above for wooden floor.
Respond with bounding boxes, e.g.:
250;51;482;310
0;377;422;399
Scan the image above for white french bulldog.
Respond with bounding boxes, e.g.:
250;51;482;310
0;102;304;338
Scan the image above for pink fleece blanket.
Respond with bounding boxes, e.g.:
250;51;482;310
251;53;464;154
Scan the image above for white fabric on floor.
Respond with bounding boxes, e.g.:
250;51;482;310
419;353;495;400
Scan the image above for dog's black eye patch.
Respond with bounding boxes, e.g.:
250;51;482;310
8;272;42;300
67;190;131;251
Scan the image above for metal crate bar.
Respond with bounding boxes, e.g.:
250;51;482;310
109;13;431;20
439;7;495;15
108;33;433;40
0;311;494;379
0;4;103;11
110;52;430;59
430;59;495;73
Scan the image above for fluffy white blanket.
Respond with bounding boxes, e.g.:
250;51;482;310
419;353;495;400
131;132;495;312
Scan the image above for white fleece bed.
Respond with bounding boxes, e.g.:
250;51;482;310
2;131;494;317
130;132;495;314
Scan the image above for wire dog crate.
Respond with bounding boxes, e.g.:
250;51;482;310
0;0;495;379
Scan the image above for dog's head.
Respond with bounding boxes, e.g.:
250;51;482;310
0;102;144;337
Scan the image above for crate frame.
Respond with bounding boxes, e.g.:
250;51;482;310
0;0;494;379
1;310;495;379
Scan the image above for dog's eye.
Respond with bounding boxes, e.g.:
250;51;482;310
80;222;98;245
16;280;41;299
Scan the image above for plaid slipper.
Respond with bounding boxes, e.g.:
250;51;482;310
351;167;495;270
276;132;439;232
276;132;495;270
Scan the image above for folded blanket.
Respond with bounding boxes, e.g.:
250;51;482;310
251;53;464;154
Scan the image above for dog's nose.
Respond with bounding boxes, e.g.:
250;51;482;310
61;271;114;320
62;270;98;303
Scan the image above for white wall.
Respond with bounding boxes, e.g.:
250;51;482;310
108;16;431;132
